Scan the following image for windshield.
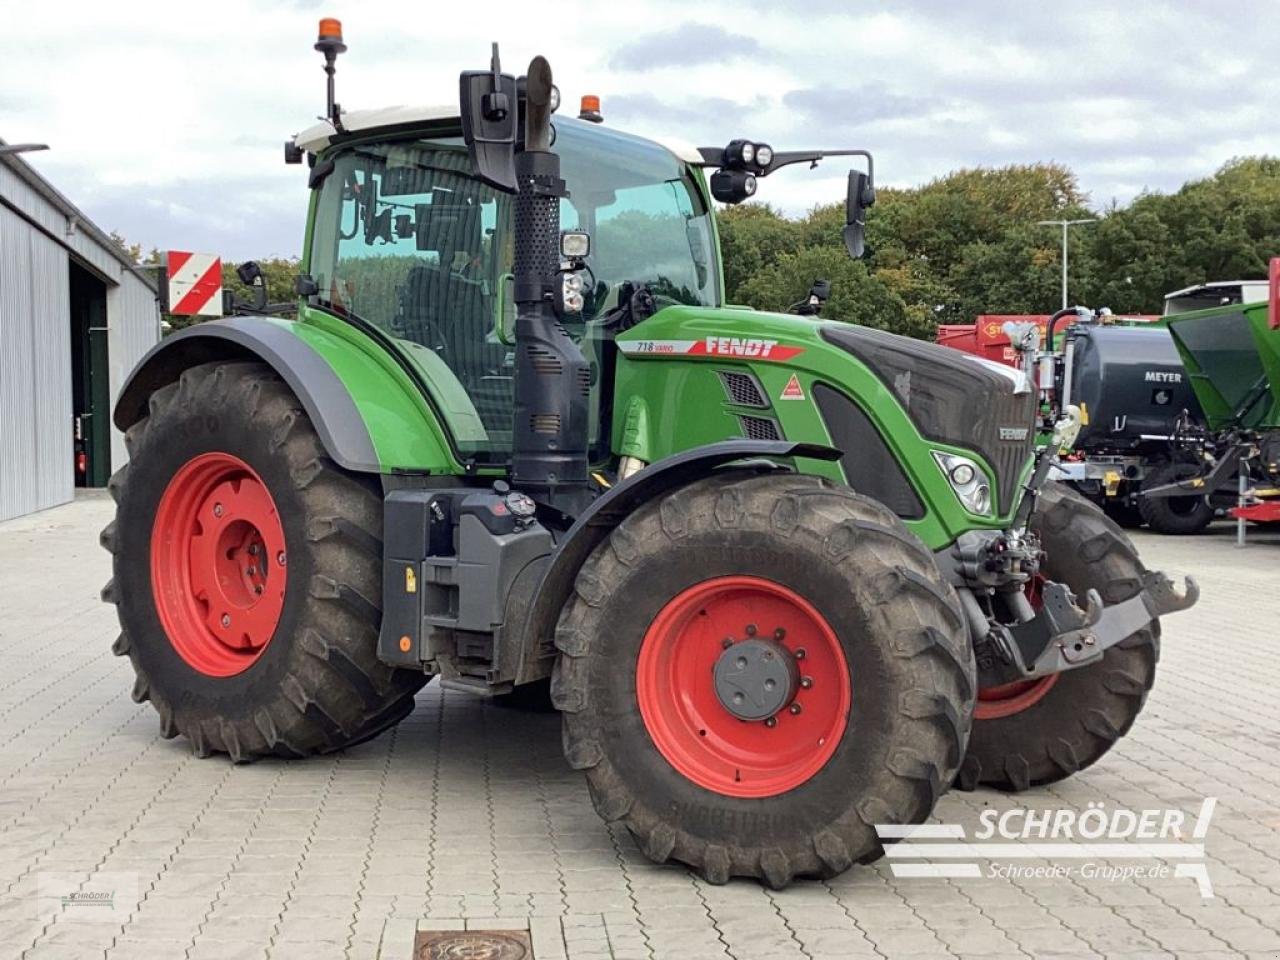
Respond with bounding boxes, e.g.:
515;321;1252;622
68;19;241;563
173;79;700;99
308;120;718;459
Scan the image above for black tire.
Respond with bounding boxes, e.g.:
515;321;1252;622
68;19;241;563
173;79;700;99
957;482;1159;792
1138;461;1214;535
492;678;556;713
100;361;426;760
1103;497;1144;529
551;472;975;887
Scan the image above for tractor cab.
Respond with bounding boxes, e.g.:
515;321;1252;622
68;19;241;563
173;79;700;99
295;114;721;462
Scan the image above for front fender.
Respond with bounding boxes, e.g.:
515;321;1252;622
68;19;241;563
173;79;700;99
514;440;840;682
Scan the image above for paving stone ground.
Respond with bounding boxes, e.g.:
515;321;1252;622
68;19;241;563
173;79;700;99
1;493;1278;960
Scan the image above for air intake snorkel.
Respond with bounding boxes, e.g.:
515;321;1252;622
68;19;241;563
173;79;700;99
460;47;591;513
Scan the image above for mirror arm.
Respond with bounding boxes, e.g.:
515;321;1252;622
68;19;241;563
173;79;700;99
762;149;874;186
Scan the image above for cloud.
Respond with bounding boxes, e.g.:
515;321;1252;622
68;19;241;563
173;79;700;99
2;0;1274;259
611;23;764;72
782;87;941;126
606;92;766;127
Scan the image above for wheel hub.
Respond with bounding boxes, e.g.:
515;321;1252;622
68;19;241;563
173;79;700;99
150;452;287;677
713;636;798;721
635;575;851;798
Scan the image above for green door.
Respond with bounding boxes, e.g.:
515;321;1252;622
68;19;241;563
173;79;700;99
69;265;111;487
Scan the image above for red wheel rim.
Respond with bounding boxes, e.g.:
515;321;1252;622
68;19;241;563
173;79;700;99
974;574;1057;720
636;576;851;798
974;675;1058;720
150;452;287;677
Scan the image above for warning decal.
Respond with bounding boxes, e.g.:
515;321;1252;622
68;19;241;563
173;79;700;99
779;374;805;400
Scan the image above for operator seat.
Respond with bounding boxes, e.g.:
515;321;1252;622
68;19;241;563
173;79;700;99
399;203;512;434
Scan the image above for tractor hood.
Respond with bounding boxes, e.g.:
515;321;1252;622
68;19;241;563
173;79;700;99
818;323;1037;514
613;305;1039;530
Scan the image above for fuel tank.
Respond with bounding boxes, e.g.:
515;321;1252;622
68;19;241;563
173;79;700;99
1067;324;1204;450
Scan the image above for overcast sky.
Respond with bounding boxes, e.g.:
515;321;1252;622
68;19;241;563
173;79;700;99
3;0;1275;261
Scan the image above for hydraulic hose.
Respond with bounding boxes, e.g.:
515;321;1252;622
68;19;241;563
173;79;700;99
1044;307;1077;352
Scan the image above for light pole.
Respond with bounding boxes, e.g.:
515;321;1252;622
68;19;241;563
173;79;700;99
0;143;49;156
1038;218;1097;310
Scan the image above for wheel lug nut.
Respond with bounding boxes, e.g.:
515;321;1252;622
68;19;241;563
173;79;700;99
774;628;786;641
800;676;813;689
277;552;287;566
789;703;802;715
764;716;777;728
213;503;224;518
745;624;757;636
722;637;733;649
220;614;231;628
795;648;806;660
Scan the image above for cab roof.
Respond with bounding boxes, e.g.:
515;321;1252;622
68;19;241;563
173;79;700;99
292;106;703;164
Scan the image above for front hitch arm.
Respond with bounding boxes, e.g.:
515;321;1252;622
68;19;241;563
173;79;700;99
1005;571;1198;679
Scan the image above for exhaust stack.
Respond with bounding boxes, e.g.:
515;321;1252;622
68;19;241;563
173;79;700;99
460;48;590;512
509;57;591;510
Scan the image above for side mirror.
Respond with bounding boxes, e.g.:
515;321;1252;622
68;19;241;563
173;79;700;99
460;44;518;192
685;221;709;288
236;260;262;285
793;278;831;316
494;273;515;345
235;261;268;311
843;170;875;260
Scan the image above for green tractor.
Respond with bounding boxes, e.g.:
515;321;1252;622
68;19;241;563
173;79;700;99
101;28;1197;887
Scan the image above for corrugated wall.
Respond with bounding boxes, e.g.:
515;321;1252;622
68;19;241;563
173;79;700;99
107;278;161;471
0;205;72;522
0;160;159;522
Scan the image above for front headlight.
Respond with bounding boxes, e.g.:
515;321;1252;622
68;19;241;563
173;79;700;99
933;451;993;516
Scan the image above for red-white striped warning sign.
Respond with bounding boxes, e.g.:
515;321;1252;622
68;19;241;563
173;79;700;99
166;251;223;317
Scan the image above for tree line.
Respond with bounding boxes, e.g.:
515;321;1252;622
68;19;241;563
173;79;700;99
116;155;1280;339
722;155;1280;337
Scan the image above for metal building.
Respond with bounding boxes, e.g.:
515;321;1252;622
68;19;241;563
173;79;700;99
0;142;161;522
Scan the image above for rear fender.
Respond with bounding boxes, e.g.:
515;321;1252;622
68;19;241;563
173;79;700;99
116;316;381;473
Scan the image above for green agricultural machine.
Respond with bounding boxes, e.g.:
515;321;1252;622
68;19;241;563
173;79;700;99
1147;266;1280;523
101;26;1198;887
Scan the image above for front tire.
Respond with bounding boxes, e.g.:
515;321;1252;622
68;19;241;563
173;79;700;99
957;482;1159;792
101;361;425;760
552;472;974;887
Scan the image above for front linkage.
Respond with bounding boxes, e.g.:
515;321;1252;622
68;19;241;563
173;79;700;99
944;413;1199;692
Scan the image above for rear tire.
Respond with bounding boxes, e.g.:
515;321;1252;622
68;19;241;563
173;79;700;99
1138;461;1214;535
957;482;1159;792
101;361;426;760
552;472;974;887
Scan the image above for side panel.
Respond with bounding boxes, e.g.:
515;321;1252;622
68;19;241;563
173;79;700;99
612;306;1022;549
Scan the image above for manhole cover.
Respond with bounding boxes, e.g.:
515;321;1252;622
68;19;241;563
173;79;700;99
414;929;532;960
